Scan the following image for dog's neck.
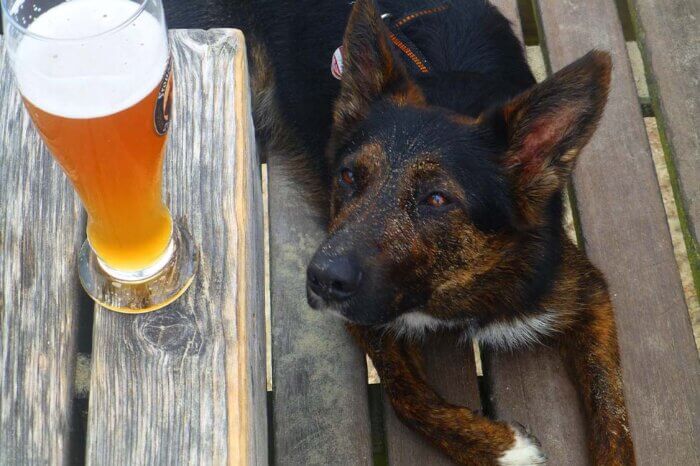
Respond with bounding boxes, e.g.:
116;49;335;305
390;232;589;349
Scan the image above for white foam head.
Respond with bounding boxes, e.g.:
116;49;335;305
12;0;168;119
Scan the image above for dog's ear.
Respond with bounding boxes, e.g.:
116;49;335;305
332;0;424;136
486;50;611;227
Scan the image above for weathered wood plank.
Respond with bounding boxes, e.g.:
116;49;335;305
383;331;481;466
533;1;700;464
628;0;700;294
484;345;589;465
0;36;83;466
267;150;373;463
86;29;267;465
482;2;591;464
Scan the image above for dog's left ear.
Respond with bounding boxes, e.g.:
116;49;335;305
486;50;612;227
332;0;423;137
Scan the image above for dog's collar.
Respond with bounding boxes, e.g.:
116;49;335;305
332;2;450;80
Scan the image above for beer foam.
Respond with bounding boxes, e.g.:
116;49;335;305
13;0;168;119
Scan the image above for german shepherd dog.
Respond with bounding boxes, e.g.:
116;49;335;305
167;0;635;463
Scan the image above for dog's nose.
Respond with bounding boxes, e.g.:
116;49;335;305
307;254;362;302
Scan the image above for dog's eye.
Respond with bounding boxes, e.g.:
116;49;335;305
340;168;355;186
425;192;450;208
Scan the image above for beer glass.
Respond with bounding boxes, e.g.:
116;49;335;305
2;0;197;312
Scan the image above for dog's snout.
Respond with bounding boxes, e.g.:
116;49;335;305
307;254;362;303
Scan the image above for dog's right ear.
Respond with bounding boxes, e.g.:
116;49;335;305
332;0;423;137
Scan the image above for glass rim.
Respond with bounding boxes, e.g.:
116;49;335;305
1;0;151;42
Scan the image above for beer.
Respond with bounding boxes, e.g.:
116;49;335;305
13;0;173;271
4;0;198;312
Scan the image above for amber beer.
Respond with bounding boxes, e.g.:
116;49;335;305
13;0;173;272
4;0;197;311
24;76;173;271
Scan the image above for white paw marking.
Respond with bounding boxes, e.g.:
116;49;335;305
498;425;547;465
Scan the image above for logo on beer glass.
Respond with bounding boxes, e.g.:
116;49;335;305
154;58;173;136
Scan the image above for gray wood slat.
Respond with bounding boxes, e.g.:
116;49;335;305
383;331;481;466
482;2;591;464
0;36;83;466
267;118;372;464
533;1;700;464
484;346;589;465
86;29;268;465
628;0;700;293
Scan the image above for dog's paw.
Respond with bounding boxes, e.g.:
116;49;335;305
497;423;547;465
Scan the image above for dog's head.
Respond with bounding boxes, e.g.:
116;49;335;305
306;0;611;325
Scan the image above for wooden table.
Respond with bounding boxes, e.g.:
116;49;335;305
0;30;267;465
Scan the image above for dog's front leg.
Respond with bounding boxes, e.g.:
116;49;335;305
347;323;546;466
559;292;636;465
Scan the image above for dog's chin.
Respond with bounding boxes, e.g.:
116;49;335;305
306;287;393;326
306;286;352;320
306;286;327;311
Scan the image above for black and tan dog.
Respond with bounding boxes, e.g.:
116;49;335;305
168;0;635;463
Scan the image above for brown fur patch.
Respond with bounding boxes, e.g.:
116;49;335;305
553;243;636;465
449;113;479;126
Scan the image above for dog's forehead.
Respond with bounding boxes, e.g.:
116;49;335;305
347;104;499;175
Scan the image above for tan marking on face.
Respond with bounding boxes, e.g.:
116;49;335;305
389;82;427;107
397;154;468;207
330;141;388;231
449;113;478;126
434;234;509;295
355;140;387;174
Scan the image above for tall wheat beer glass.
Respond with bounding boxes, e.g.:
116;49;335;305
2;0;197;312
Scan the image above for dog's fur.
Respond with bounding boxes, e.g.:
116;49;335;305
166;0;636;464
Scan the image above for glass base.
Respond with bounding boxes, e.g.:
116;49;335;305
78;223;198;313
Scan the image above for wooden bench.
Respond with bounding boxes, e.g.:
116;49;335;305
1;1;698;464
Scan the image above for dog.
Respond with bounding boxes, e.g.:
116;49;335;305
166;0;635;463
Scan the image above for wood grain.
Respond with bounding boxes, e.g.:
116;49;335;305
628;0;700;294
383;332;481;466
86;29;268;466
482;2;590;464
266;149;373;464
484;345;589;465
533;1;700;464
0;36;83;466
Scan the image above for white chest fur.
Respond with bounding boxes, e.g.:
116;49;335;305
390;309;559;350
